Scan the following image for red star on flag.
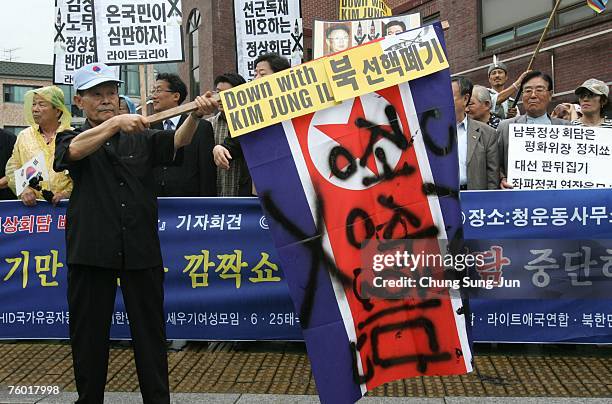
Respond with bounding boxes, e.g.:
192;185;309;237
314;97;393;178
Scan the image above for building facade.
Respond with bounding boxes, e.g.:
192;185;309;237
0;62;55;134
179;0;611;110
0;61;156;131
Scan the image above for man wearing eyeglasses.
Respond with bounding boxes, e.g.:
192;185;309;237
497;71;570;189
325;24;351;54
151;73;216;196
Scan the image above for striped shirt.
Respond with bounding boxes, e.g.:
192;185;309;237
571;118;612;128
207;112;246;196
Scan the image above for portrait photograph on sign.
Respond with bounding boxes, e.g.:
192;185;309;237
313;13;421;58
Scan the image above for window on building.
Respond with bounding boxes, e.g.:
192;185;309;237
119;65;140;96
3;126;28;135
422;12;440;25
3;85;41;103
188;9;201;101
481;0;607;50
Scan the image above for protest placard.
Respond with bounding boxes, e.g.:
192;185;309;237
313;13;420;59
339;0;391;20
323;25;448;101
222;25;447;138
54;0;97;84
507;124;612;189
234;0;303;80
93;0;184;64
222;58;337;137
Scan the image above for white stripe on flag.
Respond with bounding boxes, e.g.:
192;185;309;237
399;82;474;372
282;119;369;396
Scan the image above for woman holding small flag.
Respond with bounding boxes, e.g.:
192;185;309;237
5;85;73;206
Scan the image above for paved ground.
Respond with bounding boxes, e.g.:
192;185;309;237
0;341;611;403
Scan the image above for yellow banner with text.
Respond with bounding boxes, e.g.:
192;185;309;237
339;0;392;20
223;25;448;138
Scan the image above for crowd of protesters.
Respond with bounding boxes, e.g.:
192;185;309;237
0;52;609;404
1;56;609;205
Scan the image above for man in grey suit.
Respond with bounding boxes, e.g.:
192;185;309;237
452;76;499;190
497;71;571;189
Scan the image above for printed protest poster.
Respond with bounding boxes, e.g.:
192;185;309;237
339;0;392;20
234;0;303;80
14;152;48;197
236;22;472;404
313;13;420;58
222;25;447;138
54;0;96;84
507;124;612;189
220;58;338;137
93;0;184;64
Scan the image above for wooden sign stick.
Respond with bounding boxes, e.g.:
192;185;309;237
139;65;147;117
145;101;199;125
511;0;562;108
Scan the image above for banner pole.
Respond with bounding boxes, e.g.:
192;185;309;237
511;0;562;108
139;64;147;116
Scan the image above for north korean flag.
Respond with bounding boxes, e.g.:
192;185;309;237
240;68;471;403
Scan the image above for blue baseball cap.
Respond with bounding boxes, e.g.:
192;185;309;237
73;63;123;91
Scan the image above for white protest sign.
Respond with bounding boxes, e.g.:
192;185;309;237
15;152;49;197
313;13;420;59
234;0;303;80
93;0;184;65
508;124;612;189
54;0;97;84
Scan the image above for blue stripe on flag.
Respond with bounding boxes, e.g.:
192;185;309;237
240;124;364;404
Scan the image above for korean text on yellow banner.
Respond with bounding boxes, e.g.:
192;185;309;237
223;59;338;138
339;0;392;20
323;25;448;102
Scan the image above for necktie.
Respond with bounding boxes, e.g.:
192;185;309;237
164;120;175;130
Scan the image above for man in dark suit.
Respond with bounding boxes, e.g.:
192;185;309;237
151;73;216;196
212;54;290;195
452;76;499;190
497;71;571;189
0;128;17;200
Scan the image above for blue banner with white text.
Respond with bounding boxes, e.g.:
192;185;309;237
0;198;301;340
462;189;612;343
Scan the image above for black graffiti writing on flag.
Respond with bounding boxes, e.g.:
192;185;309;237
345;194;439;252
419;108;461;202
349;299;455;383
327;104;415;187
260;191;352;329
261;101;465;384
420;108;455;156
339;105;463;383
